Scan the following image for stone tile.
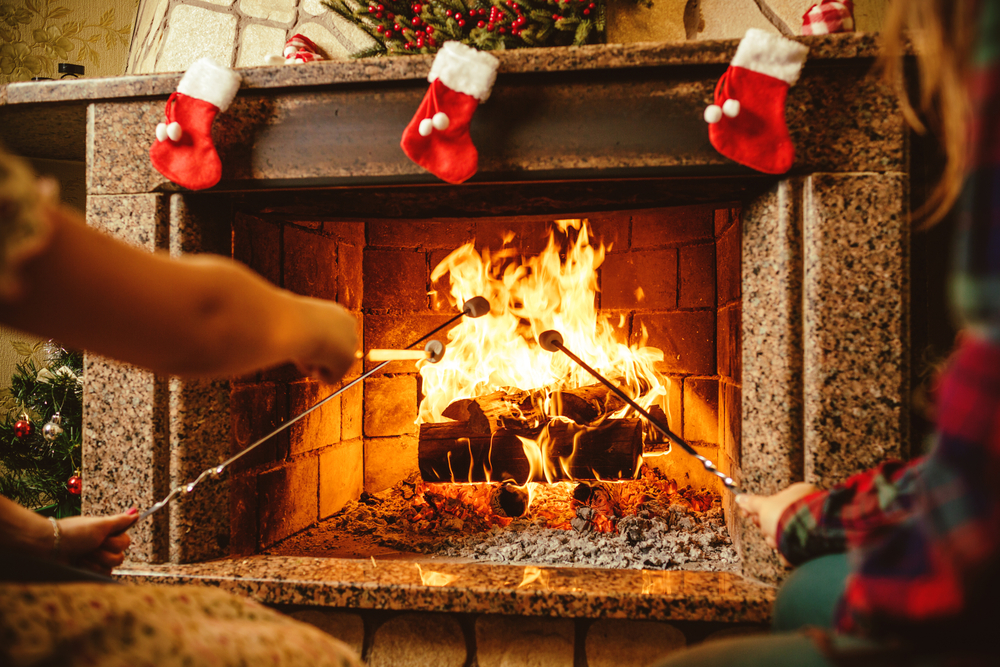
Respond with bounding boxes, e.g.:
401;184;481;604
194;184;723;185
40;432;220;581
363;313;460;374
717;218;741;307
606;0;688;44
288;380;342;455
363;249;428;311
476;615;574;667
338;240;364;310
717;303;741;381
258;458;319;547
233;213;281;285
83;355;169;563
602;249;678;310
587;210;631;252
633;311;715;376
586;618;686;667
286;609;365;656
632;206;715;248
235;22;286;69
679;243;716;309
341;381;363;441
240;0;296;24
694;0;782;40
228;472;258;557
364;435;418;493
683;377;719;445
740;180;805;584
284;226;338;300
320;439;363;518
364;376;418;437
158;5;237;72
230;382;285;470
714;208;730;238
803;174;907;484
321;220;365;246
369;613;466;667
368;218;474;250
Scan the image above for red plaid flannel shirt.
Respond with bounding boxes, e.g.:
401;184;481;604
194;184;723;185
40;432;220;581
801;1;855;35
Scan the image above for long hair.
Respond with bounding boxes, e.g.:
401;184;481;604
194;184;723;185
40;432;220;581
880;0;979;227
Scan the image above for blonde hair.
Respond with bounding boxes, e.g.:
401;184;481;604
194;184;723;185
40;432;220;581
880;0;979;227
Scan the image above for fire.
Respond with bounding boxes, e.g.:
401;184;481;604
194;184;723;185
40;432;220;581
419;219;671;487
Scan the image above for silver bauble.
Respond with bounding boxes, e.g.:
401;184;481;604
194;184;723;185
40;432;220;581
42;413;64;441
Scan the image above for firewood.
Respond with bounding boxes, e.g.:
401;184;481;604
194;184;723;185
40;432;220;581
418;418;642;484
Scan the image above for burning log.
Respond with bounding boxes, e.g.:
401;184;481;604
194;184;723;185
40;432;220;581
441;380;630;432
418;418;643;484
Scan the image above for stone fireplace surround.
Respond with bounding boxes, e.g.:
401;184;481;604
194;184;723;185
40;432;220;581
1;32;909;660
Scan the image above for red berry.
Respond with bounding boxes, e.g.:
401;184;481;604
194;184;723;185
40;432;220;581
583;8;590;14
387;11;394;18
589;1;596;6
552;14;559;20
446;9;452;15
376;25;384;33
477;20;485;28
368;5;376;12
394;24;401;31
458;19;465;26
377;4;384;10
455;12;462;19
404;43;411;50
499;27;506;33
426;25;434;33
412;16;421;25
376;11;383;17
428;37;436;45
487;23;494;31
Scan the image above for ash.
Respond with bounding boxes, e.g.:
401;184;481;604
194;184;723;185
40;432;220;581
308;472;740;572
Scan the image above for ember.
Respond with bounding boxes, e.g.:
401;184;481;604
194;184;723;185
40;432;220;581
272;467;738;572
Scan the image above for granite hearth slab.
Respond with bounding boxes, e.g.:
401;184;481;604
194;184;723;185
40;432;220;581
116;557;775;623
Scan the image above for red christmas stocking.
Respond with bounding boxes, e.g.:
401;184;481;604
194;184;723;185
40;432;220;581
401;42;499;184
703;29;809;175
150;58;241;190
801;1;855;35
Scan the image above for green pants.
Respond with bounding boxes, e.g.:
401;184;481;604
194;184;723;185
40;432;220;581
652;553;852;667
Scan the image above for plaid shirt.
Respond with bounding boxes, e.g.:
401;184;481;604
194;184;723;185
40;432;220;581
777;0;1000;649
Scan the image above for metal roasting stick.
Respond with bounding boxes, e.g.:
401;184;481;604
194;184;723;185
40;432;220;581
137;298;490;521
538;330;743;495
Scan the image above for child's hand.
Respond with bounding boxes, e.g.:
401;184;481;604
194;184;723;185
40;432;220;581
57;509;139;575
736;482;818;557
293;298;359;384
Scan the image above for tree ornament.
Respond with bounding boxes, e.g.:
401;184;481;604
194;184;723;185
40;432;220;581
14;418;33;439
704;29;808;175
43;413;64;441
401;42;499;184
150;58;242;191
67;475;82;496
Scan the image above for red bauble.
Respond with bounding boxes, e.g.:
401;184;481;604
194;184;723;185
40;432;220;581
13;419;33;439
68;475;82;495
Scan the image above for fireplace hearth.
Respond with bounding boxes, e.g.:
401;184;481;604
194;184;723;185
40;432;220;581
1;33;912;655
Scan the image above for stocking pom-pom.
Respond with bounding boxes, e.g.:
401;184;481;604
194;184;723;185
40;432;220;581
166;122;183;141
722;99;741;118
432;112;450;131
704;105;723;124
156;122;168;142
419;118;434;136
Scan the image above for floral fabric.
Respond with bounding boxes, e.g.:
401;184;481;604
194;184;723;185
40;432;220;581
0;582;362;667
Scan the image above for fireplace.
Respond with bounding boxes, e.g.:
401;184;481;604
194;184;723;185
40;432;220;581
0;32;909;653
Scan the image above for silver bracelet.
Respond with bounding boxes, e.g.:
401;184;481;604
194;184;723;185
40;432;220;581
48;516;61;558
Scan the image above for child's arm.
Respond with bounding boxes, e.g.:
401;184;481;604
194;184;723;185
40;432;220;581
1;203;358;382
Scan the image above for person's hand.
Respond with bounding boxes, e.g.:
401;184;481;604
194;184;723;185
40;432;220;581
56;509;139;575
293;298;359;384
736;482;818;556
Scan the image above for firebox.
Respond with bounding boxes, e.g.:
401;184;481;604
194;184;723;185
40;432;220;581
224;198;742;571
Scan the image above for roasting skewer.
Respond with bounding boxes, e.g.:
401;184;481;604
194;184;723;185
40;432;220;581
538;330;743;495
137;298;490;521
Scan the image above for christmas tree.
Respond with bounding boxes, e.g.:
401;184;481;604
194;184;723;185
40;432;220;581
0;340;83;518
324;0;607;57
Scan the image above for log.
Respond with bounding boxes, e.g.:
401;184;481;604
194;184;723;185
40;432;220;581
418;418;643;484
440;380;631;432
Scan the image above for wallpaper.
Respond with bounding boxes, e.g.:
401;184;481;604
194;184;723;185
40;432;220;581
0;0;138;83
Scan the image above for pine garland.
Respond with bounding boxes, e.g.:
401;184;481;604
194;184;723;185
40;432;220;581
0;340;83;517
324;0;607;57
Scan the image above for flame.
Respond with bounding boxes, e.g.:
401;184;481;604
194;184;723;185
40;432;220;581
419;219;670;486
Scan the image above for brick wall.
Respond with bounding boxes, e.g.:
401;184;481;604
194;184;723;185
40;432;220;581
227;205;740;553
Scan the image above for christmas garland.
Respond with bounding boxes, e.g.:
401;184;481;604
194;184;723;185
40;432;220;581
324;0;607;57
0;341;83;517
